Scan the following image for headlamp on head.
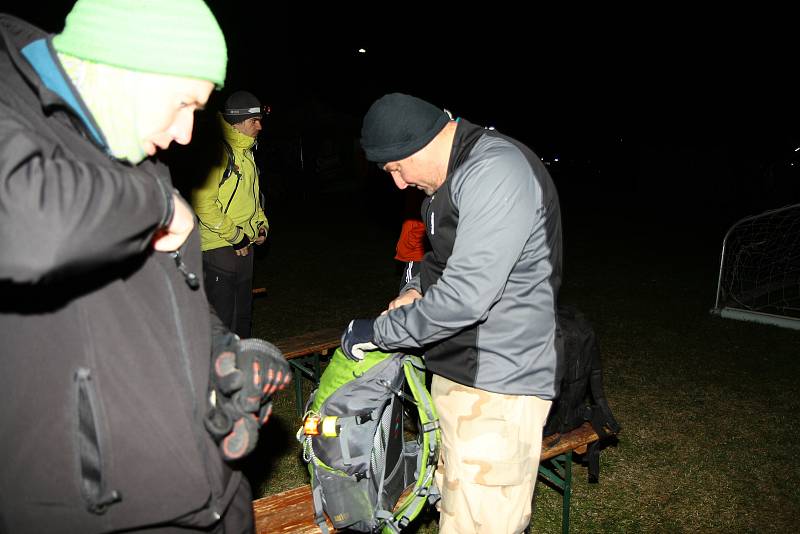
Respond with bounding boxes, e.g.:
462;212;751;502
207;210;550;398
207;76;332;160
222;90;268;124
223;105;270;117
224;106;261;118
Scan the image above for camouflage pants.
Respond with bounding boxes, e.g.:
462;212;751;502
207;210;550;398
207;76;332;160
432;375;552;534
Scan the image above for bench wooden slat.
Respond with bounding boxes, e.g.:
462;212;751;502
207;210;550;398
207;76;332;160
276;329;341;418
541;422;599;461
253;486;334;534
275;328;341;360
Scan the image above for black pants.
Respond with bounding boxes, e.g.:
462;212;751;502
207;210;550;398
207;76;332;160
203;247;254;338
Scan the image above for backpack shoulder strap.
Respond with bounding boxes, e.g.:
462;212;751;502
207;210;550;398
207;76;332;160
388;356;441;529
218;139;240;187
403;356;440;456
310;483;331;534
586;319;621;438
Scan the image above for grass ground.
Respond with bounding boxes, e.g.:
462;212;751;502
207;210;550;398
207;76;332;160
241;186;799;533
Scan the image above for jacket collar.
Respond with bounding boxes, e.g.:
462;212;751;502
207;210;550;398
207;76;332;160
0;15;106;149
0;14;47;94
445;119;486;178
218;113;257;151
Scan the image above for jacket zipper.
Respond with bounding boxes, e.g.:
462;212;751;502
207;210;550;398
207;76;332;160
247;165;260;235
223;175;241;214
158;249;223;521
223;148;260;237
74;367;122;514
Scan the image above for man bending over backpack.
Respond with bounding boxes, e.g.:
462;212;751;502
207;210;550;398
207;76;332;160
341;93;563;534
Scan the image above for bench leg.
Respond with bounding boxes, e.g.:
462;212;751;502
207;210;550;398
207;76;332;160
562;452;572;534
293;366;304;418
537;452;573;534
288;353;322;418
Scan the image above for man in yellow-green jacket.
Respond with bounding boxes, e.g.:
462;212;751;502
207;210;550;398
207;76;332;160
192;90;268;337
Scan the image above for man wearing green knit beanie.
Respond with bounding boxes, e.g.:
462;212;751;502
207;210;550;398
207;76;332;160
52;0;228;164
0;1;290;533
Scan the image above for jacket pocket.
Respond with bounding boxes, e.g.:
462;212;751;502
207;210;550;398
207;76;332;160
74;367;121;514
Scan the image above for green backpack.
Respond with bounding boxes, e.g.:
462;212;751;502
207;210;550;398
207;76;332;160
297;349;441;533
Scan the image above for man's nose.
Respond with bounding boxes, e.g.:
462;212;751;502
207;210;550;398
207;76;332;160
171;112;194;146
392;173;408;190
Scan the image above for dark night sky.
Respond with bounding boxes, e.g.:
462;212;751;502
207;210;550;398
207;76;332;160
7;2;797;144
4;2;800;221
221;8;800;152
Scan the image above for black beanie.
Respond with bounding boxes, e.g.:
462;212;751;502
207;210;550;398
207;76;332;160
222;90;262;124
360;93;451;163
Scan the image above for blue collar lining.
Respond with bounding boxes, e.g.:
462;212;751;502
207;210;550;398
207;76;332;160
21;38;105;147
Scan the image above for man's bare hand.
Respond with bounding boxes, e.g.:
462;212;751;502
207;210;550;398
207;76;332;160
153;193;194;252
383;289;423;315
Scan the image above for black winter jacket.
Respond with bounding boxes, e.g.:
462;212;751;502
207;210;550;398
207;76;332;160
0;15;243;533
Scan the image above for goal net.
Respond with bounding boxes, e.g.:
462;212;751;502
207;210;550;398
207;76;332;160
712;203;800;329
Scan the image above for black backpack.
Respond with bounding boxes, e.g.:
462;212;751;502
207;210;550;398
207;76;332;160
544;305;621;481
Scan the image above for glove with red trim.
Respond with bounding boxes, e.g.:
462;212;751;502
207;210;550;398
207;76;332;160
205;335;291;461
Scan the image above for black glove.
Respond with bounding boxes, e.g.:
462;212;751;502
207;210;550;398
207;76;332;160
204;395;267;461
231;228;250;250
205;335;291;461
341;318;378;361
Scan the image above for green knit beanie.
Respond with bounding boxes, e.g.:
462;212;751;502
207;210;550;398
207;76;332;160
53;0;227;88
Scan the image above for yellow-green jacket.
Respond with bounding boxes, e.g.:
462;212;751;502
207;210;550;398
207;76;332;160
192;114;269;251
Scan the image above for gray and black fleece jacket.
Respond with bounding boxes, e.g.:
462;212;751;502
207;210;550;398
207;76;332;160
374;119;563;398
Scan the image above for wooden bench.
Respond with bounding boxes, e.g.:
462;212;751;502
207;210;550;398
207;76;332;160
537;422;603;534
273;328;341;417
253;421;608;534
